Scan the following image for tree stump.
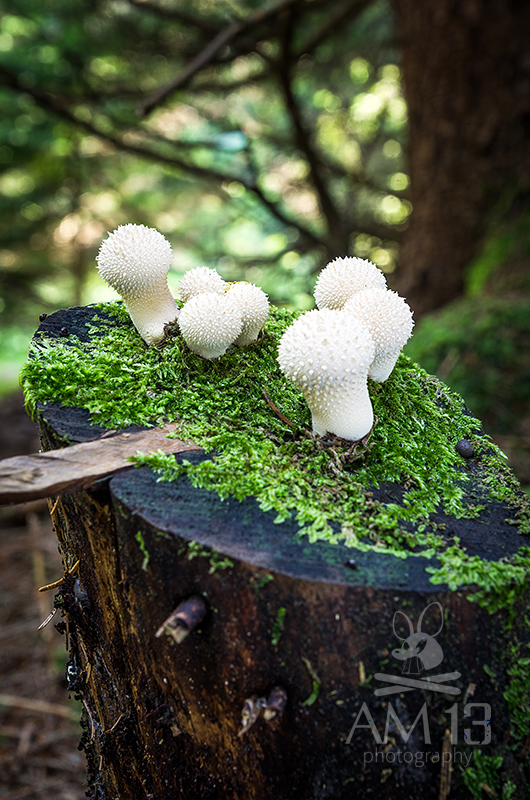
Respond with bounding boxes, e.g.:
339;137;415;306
26;306;530;799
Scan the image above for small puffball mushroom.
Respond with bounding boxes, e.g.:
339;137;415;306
314;256;387;310
344;287;414;382
178;292;242;359
277;308;375;441
96;223;178;345
178;266;227;304
226;282;269;345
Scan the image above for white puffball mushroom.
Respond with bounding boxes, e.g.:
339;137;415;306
178;292;243;359
344;287;414;382
314;256;387;310
226;282;269;345
277;308;375;441
96;223;178;345
178;266;227;304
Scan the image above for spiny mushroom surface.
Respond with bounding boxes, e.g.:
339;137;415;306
226;282;269;345
277;308;375;441
178;292;242;359
314;257;387;310
178;266;227;304
344;287;414;381
96;223;178;345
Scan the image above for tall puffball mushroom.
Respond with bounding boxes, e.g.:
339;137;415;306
226;282;269;345
314;257;387;310
178;266;227;304
178;292;242;359
277;309;375;441
344;287;414;381
96;224;178;345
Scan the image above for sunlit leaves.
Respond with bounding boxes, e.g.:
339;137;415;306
0;0;411;343
388;172;409;191
349;57;371;84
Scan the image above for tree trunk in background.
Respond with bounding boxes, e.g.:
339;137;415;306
392;0;530;317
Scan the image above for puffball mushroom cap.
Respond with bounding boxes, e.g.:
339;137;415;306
178;292;243;359
96;223;178;345
277;308;375;441
314;256;387;310
226;282;269;345
178;266;227;304
344;287;414;382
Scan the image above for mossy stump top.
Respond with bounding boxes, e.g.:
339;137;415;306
22;303;530;799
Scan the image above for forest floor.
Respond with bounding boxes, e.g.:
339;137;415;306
0;386;528;800
0;392;85;800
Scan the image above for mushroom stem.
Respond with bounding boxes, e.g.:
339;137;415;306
368;349;402;383
124;288;179;346
310;383;374;441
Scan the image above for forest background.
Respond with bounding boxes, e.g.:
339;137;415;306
0;0;529;483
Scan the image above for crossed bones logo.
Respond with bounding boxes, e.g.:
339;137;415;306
374;602;461;697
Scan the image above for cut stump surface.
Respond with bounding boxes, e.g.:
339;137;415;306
24;306;530;799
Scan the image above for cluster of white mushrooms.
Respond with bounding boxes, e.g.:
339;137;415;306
178;268;269;358
277;257;414;441
96;224;269;356
96;225;414;443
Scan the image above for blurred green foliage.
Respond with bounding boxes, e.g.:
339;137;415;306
405;294;530;434
405;214;530;480
0;0;408;366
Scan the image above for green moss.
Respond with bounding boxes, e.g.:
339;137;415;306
135;531;150;571
254;573;274;592
503;637;530;753
21;301;530;608
271;606;286;647
461;751;516;799
186;541;234;574
427;546;530;614
301;656;320;707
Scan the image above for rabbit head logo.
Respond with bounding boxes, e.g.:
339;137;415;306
375;602;459;697
392;602;444;676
